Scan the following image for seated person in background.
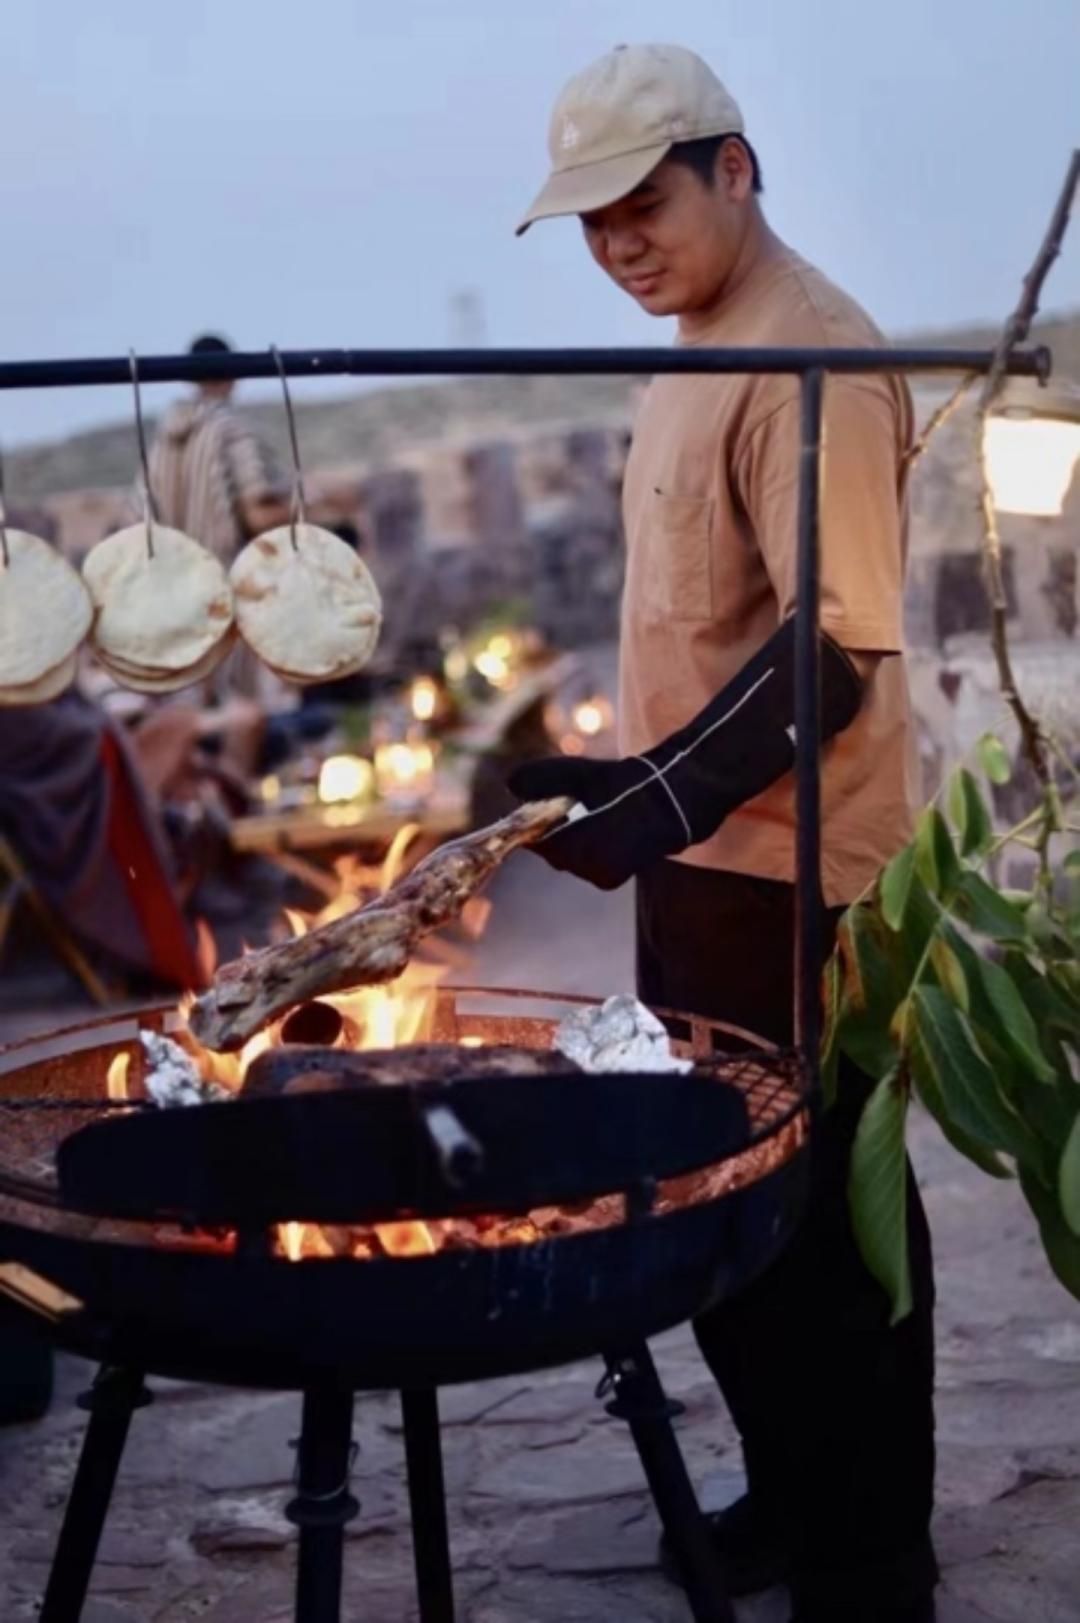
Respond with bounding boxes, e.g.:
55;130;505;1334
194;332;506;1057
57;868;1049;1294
0;688;203;993
0;688;204;1427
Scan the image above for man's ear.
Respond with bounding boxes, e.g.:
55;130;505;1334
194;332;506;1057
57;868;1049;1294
715;137;754;203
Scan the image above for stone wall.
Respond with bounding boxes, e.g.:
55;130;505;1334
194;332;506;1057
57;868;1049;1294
34;382;1080;801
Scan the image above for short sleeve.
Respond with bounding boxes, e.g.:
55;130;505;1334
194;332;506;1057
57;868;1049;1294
734;378;907;652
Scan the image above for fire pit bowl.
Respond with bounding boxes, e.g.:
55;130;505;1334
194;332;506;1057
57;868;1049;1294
0;988;809;1391
0;988;810;1623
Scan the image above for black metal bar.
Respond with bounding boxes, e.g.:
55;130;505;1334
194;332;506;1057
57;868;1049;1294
601;1347;735;1623
400;1388;456;1623
794;369;826;1070
286;1387;358;1623
0;343;1049;392
40;1367;151;1623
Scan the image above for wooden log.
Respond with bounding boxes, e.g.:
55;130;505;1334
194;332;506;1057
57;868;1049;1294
188;797;571;1052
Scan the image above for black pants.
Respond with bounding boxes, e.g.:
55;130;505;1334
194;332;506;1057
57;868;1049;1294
637;861;937;1617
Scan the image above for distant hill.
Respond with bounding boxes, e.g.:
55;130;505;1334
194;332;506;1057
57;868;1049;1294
6;374;639;503
8;309;1077;502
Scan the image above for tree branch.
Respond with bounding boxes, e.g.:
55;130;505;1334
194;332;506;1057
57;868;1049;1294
904;373;977;470
973;149;1080;795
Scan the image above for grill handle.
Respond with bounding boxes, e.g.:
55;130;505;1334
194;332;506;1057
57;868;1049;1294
421;1104;485;1189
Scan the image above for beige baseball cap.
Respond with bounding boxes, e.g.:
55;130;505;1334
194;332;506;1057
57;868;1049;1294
517;43;744;236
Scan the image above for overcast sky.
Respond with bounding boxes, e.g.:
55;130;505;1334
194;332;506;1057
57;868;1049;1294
1;0;1077;448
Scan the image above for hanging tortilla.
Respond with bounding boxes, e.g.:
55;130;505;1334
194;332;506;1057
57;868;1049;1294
83;524;234;678
0;649;79;708
94;630;235;694
230;524;382;684
0;531;92;691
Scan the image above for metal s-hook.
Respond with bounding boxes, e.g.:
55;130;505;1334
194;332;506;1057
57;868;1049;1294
270;345;307;553
0;442;10;569
129;349;158;558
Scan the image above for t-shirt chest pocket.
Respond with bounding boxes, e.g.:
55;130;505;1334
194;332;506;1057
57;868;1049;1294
649;489;715;623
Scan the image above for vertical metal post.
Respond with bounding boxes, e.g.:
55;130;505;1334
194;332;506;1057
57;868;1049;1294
40;1367;151;1623
287;1387;358;1623
794;368;826;1074
600;1346;736;1623
400;1387;456;1623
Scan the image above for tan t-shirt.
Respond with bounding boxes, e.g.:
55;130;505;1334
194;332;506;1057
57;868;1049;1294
619;245;918;907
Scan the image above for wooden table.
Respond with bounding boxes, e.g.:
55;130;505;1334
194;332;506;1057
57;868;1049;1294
227;654;580;888
227;778;471;897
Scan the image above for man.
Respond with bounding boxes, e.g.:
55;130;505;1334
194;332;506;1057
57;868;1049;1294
146;333;291;705
510;44;935;1623
148;333;290;565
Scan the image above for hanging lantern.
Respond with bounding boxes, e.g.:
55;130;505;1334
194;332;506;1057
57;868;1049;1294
983;378;1080;517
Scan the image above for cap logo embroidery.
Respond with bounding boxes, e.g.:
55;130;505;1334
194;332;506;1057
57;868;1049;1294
560;117;581;151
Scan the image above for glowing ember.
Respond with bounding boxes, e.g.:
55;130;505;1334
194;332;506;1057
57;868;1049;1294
376;1221;437;1257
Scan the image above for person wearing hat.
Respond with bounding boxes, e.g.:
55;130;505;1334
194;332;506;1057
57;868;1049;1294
509;43;936;1623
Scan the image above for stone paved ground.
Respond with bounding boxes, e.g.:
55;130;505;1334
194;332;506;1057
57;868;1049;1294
2;863;1080;1620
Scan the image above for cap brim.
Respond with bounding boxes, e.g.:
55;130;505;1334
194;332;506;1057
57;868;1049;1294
515;142;671;236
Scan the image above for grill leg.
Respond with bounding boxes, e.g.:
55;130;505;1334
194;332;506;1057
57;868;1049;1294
286;1387;359;1623
602;1344;735;1623
400;1387;456;1623
40;1365;151;1623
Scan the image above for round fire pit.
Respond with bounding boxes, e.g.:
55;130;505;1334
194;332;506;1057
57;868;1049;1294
0;993;810;1623
0;987;808;1390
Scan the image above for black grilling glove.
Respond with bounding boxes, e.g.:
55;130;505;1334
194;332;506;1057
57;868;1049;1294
507;620;863;891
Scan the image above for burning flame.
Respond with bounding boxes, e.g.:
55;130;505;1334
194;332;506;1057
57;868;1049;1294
167;823;495;1262
107;1052;130;1102
194;917;218;983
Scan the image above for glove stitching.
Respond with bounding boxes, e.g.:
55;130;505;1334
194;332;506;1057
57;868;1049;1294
537;664;777;842
629;755;693;844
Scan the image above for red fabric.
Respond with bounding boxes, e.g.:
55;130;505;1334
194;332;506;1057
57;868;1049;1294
100;731;204;990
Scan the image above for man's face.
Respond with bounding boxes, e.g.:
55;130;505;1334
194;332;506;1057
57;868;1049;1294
579;147;753;317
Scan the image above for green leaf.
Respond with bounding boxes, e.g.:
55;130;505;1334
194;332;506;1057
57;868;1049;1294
880;844;918;931
848;1071;912;1323
908;1038;1014;1178
1059;1115;1080;1238
914;807;963;898
890;873;941;984
956;872;1030;943
838;905;901;1017
835;905;904;1079
1020;1166;1080;1301
1065;851;1080;876
945;768;994;858
968;952;1056;1084
909;985;1040;1167
1005;949;1080;1036
1026;901;1077;961
977;732;1012;785
929;935;970;1011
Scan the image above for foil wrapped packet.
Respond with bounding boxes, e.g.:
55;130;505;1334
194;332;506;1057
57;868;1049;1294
553;994;692;1075
140;1031;232;1108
